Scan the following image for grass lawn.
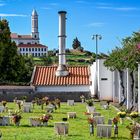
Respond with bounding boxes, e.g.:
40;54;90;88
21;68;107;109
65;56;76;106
0;102;132;140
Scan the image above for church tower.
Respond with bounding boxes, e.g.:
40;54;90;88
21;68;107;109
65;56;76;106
31;9;39;44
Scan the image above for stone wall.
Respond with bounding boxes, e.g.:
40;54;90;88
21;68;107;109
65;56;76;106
0;87;90;102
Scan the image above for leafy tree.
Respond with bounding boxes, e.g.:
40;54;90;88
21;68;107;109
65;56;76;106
104;31;140;107
0;19;32;83
72;37;81;49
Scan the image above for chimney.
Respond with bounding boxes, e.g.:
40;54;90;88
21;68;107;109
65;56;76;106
56;11;69;77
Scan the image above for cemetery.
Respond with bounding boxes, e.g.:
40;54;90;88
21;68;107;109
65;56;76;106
0;97;140;140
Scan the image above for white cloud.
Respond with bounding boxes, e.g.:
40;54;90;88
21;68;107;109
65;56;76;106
97;6;138;11
0;13;27;17
87;22;105;27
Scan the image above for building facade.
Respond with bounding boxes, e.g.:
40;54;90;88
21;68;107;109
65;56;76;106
11;9;48;57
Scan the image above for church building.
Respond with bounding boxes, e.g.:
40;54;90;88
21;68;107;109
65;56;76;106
11;9;48;57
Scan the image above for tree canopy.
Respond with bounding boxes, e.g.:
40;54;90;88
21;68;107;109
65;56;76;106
0;19;33;84
104;31;140;71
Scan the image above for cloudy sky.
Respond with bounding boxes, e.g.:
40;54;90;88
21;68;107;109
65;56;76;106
0;0;140;53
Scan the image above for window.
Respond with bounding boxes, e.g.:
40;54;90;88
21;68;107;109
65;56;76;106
38;53;40;56
35;48;37;51
34;35;36;38
38;48;40;51
41;48;43;51
29;48;31;51
26;48;28;51
20;42;23;44
23;48;25;51
44;48;46;51
35;53;37;56
32;48;34;51
20;48;22;51
27;42;31;44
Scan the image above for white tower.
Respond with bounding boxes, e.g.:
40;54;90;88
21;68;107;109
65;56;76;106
31;9;39;43
56;11;69;77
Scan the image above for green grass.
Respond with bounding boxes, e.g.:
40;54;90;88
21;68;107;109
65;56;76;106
0;102;132;140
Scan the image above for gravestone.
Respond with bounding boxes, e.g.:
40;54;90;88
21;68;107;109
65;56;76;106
86;106;96;113
134;127;140;139
108;119;113;125
94;116;104;124
67;112;76;119
29;117;41;126
46;106;54;113
97;124;112;138
91;112;101;117
23;103;32;113
0;116;10;126
0;106;4;113
67;100;74;106
54;122;69;135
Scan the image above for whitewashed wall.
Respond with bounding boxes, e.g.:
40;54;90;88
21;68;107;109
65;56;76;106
98;59;113;100
11;38;39;45
36;85;90;92
90;62;96;96
112;70;120;102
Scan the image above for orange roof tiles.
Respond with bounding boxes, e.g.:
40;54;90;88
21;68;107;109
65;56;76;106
32;66;90;86
18;44;47;48
11;33;32;39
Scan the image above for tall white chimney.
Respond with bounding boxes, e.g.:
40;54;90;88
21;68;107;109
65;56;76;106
56;11;69;77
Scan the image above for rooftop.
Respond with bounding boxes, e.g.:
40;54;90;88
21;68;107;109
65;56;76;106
32;66;90;86
18;44;47;48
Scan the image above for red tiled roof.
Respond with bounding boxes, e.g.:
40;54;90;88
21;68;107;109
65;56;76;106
11;33;32;39
32;66;90;86
18;44;48;48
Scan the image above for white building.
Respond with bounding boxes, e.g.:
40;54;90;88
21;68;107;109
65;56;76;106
11;9;48;57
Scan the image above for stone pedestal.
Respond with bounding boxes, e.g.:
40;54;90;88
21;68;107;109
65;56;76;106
29;117;41;126
67;100;74;106
67;112;76;119
94;116;104;124
54;122;69;135
86;106;96;113
97;124;112;138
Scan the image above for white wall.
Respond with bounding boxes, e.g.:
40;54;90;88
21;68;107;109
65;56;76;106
36;85;90;93
90;62;96;96
98;59;113;100
11;38;39;45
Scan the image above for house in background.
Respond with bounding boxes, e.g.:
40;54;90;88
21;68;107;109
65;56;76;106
11;9;48;57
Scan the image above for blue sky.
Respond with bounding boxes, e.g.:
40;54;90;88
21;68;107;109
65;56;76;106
0;0;140;54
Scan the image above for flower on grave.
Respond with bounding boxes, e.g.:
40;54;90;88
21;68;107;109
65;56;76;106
130;112;139;118
40;113;53;123
126;123;140;139
87;117;96;125
80;95;85;100
85;99;94;106
1;100;7;107
117;111;126;118
112;116;119;125
12;110;22;124
84;112;91;115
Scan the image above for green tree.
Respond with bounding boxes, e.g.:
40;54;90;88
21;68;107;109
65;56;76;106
0;19;32;83
104;31;140;107
72;37;81;49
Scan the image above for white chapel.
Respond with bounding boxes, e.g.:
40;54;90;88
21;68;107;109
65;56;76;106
11;9;48;57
